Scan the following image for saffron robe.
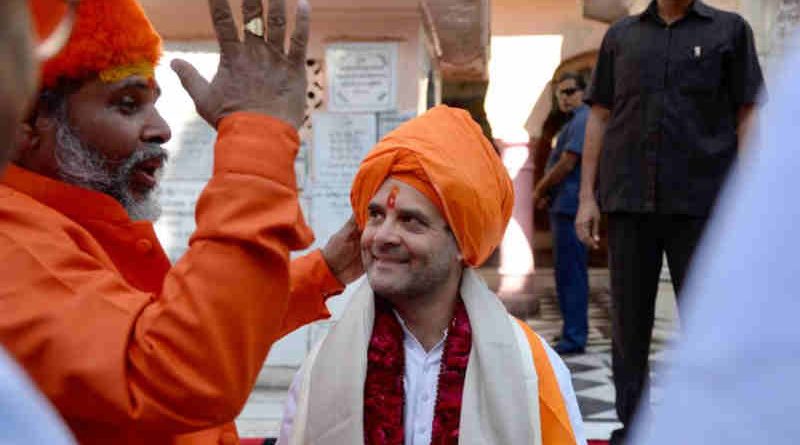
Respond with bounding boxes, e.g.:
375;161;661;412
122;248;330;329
0;113;342;444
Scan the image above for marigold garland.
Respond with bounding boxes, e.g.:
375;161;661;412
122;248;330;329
364;298;406;444
430;300;471;445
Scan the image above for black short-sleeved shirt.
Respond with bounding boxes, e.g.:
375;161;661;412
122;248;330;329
585;0;765;216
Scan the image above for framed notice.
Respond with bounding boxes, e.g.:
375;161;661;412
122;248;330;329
378;110;417;140
308;112;377;249
326;42;399;112
310;112;377;187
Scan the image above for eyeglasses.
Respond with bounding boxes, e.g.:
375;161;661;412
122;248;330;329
558;87;581;97
35;0;80;61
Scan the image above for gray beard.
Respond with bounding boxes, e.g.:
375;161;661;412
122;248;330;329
53;113;167;222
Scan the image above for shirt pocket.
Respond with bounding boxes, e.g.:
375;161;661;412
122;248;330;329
680;42;735;135
679;43;728;94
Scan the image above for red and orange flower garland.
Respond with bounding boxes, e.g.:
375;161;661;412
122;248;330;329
364;298;472;445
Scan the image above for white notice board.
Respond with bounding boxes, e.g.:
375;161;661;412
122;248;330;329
326;42;399;113
309;112;377;250
378;110;417;140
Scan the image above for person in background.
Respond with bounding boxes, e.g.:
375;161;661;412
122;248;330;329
533;72;590;355
631;35;795;445
576;1;765;442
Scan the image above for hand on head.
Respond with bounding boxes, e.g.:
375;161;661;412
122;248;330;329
322;216;364;285
172;0;310;128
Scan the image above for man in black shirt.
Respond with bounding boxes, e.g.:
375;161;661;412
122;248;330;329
577;1;764;443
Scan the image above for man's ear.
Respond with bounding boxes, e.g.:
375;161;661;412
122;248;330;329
13;113;57;169
13;122;38;160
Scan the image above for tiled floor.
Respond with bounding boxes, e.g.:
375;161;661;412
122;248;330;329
236;268;680;441
526;269;679;441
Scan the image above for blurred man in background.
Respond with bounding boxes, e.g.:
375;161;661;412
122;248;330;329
0;1;76;443
0;0;41;169
533;72;590;355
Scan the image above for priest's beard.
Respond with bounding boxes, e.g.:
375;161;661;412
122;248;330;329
53;111;167;222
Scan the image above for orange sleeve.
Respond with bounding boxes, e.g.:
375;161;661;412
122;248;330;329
514;318;578;445
0;113;315;435
279;249;343;338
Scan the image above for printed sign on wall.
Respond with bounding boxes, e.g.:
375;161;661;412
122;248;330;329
309;112;377;251
326;42;399;112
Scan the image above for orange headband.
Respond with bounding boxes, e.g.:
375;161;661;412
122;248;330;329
29;0;162;88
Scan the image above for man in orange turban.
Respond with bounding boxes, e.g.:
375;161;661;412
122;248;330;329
278;106;586;445
0;0;363;443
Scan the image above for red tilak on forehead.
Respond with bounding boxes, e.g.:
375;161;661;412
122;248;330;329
387;186;399;209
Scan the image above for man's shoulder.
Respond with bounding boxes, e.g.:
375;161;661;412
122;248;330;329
0;186;92;257
561;107;590;139
611;14;640;29
699;2;752;32
597;15;643;52
701;2;746;21
571;105;590;124
0;185;65;224
606;14;641;36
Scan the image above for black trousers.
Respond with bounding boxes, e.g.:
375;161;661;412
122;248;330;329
606;212;708;430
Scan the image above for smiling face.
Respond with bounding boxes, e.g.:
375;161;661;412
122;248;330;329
22;74;171;220
361;178;463;304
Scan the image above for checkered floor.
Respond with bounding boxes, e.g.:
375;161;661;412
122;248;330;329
525;271;679;440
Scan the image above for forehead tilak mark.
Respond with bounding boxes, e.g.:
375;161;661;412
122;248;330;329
386;185;399;210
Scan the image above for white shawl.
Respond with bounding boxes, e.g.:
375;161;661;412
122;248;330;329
288;269;542;445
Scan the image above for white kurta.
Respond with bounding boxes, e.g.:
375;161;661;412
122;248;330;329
278;313;586;445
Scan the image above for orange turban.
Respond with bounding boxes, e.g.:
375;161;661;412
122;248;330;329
350;105;514;267
29;0;162;88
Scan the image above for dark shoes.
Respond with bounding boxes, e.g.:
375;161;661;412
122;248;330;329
609;427;627;445
553;343;585;355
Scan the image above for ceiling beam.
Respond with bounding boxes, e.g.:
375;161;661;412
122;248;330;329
420;0;490;81
582;0;632;23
